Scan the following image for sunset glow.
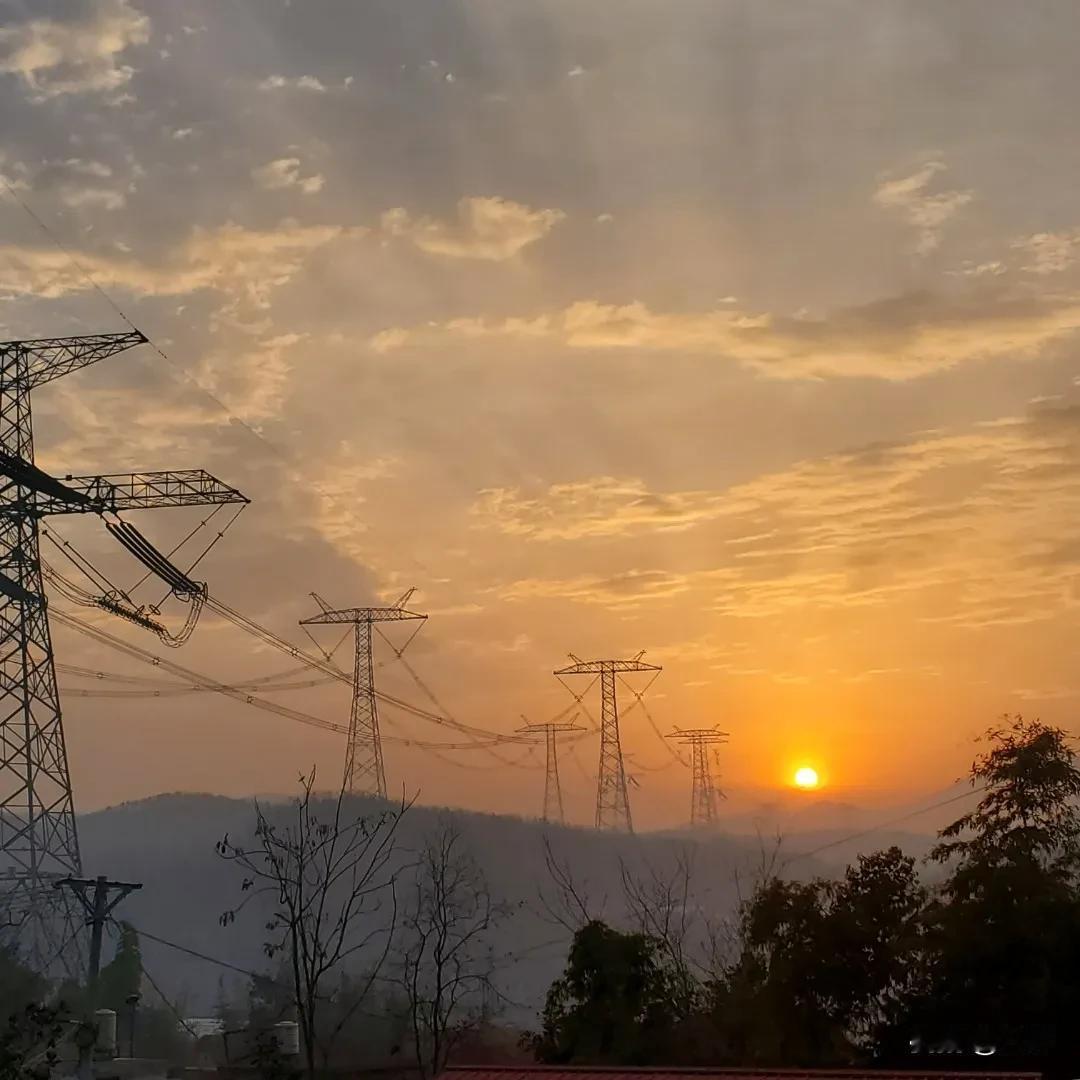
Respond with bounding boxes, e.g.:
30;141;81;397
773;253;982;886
794;767;821;790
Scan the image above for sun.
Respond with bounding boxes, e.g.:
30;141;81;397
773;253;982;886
794;766;820;790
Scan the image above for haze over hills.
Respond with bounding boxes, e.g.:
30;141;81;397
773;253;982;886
76;789;946;1024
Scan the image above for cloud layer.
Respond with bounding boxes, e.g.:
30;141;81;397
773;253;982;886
0;0;149;101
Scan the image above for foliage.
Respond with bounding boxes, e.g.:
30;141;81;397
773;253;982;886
250;1027;302;1080
887;716;1080;1067
0;1003;67;1080
97;921;141;1012
531;716;1080;1074
714;846;926;1065
0;947;47;1025
931;716;1080;880
529;920;682;1064
217;768;409;1078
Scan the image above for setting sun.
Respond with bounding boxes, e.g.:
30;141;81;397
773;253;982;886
794;766;821;790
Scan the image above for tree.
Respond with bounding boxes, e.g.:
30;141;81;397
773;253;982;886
530;920;681;1065
97;922;141;1013
931;715;1080;880
890;716;1080;1068
0;1004;67;1080
826;847;927;1046
397;822;506;1078
218;769;409;1078
0;946;47;1025
713;876;847;1065
713;847;927;1065
619;847;705;1023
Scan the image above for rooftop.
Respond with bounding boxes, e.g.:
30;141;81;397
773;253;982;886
440;1069;1041;1080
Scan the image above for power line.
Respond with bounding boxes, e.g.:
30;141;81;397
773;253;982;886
0;177;432;582
782;785;985;864
52;607;539;756
105;918;201;1040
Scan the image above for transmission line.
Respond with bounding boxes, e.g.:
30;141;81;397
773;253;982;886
782;785;986;864
52;608;530;755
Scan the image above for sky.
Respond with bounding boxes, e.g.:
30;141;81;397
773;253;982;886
2;0;1080;832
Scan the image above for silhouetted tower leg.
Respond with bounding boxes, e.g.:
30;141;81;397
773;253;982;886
598;667;632;832
554;653;661;834
518;719;584;825
0;346;82;891
302;589;426;799
0;333;248;975
544;726;562;824
669;727;729;829
348;620;386;798
691;739;712;825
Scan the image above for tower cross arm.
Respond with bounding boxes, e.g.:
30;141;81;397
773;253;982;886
2;332;148;388
32;470;249;515
553;657;662;676
300;606;427;625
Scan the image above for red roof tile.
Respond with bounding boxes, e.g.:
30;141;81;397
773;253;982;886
441;1068;1040;1080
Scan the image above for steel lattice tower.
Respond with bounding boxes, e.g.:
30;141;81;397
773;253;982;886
668;727;729;827
554;653;661;833
516;719;584;824
301;589;426;798
0;333;247;965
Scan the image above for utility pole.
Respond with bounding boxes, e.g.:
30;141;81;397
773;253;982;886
300;588;426;797
0;333;247;972
516;718;584;824
554;653;661;833
56;875;142;1001
668;727;728;827
56;875;141;1079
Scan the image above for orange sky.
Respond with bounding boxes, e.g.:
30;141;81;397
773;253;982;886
2;0;1080;832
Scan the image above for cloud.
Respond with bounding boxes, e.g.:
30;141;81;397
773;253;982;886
251;157;324;195
1012;230;1080;275
196;332;301;424
502;569;695;608
380;196;565;260
0;0;149;100
257;74;326;92
490;407;1080;626
369;327;410;355
474;478;726;540
951;260;1007;278
374;290;1080;380
0;220;350;315
30;157;130;212
873;160;973;255
299;446;402;564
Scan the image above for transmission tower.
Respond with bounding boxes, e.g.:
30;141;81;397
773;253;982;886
0;333;247;969
516;717;584;824
300;588;426;798
668;727;729;827
554;652;661;833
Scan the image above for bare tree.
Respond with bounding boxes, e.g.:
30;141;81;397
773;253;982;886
397;822;507;1078
217;770;410;1077
619;846;703;1018
537;834;604;932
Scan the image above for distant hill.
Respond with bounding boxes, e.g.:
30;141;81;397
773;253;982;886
76;791;936;1025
